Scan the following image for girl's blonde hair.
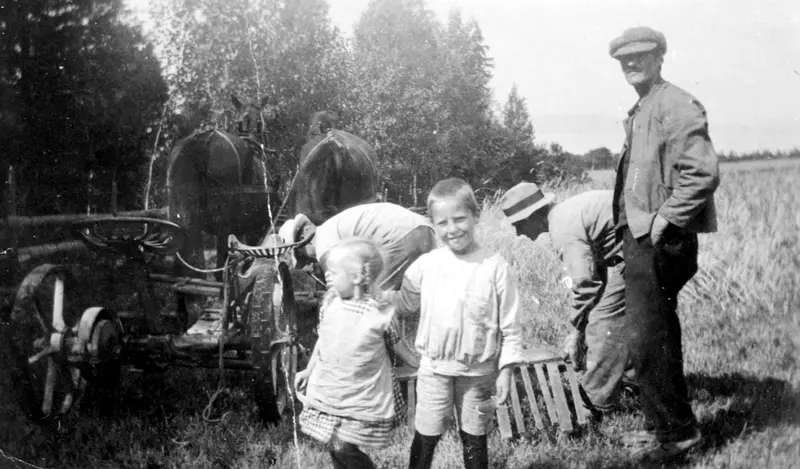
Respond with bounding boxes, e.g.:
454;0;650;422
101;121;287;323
426;177;480;216
328;237;385;294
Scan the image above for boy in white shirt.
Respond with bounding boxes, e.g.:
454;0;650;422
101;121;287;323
389;178;525;469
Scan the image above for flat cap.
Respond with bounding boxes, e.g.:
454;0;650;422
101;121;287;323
609;26;667;58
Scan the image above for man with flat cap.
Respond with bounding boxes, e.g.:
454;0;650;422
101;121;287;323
499;183;632;419
609;26;719;461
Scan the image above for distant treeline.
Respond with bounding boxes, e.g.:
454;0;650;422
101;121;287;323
569;146;800;171
716;148;800;162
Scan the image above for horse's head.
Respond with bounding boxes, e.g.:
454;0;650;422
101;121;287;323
307;111;337;140
231;94;274;138
231;94;281;185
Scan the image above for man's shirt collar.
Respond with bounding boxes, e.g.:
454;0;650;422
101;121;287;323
627;77;667;117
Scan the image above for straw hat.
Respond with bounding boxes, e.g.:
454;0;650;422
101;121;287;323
499;182;555;224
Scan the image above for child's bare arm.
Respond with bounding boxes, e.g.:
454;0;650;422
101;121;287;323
393;338;420;368
493;261;526;404
295;341;320;391
384;318;420;368
383;259;423;317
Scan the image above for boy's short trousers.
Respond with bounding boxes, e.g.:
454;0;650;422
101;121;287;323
414;367;497;436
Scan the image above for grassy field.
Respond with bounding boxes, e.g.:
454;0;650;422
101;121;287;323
587;157;800;187
1;162;798;469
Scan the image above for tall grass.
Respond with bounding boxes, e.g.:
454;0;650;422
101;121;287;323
0;165;798;468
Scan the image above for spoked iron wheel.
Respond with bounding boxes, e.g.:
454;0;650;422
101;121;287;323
8;264;90;422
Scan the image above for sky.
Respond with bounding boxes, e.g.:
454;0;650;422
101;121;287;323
128;0;800;155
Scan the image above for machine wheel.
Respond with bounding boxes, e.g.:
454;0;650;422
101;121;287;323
250;349;292;425
84;316;123;389
7;265;121;423
7;264;88;422
246;261;299;424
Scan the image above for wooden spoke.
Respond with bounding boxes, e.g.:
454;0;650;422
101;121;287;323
27;346;54;365
271;350;279;397
52;276;65;331
42;358;57;416
33;305;50;335
59;367;84;415
9;264;91;422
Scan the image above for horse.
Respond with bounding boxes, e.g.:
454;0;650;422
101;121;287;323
166;95;282;281
285;111;378;226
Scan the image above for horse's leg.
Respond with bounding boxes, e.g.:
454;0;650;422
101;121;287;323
215;225;228;282
176;221;206;330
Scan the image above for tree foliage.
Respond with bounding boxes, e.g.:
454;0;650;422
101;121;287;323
0;0;167;214
346;0;564;203
582;147;616;170
503;84;534;147
1;0;590;217
347;0;444;202
149;0;351;183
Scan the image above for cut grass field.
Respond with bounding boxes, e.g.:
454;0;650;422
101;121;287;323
1;162;798;468
587;157;800;187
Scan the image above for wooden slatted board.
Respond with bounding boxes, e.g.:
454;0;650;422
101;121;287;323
396;346;589;439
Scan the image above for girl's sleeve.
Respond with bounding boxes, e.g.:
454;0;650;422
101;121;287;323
496;259;526;369
384;256;423;317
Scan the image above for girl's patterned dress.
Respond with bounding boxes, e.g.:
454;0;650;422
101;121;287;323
298;295;407;447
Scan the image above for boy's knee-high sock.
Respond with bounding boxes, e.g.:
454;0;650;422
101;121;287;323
459;430;488;469
408;431;441;469
329;441;375;469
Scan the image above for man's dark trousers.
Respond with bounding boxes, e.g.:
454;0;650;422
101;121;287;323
622;224;698;438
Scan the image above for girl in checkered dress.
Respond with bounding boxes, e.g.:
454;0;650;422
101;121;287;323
295;238;419;469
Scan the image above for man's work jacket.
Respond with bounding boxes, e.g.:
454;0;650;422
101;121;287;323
314;203;434;290
617;78;720;239
548;190;622;330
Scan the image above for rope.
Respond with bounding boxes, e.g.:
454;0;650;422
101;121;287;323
0;449;50;469
201;387;232;424
202;255;233;423
175;252;227;274
306;270;326;288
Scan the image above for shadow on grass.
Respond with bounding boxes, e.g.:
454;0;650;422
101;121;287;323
688;372;799;447
601;372;798;469
515;371;799;469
